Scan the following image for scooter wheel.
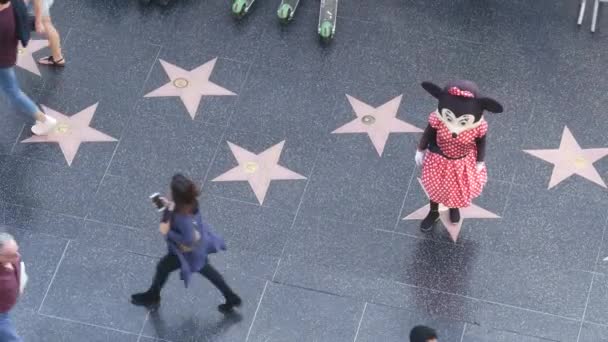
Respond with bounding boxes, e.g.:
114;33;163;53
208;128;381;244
277;4;293;21
319;21;334;40
232;0;247;16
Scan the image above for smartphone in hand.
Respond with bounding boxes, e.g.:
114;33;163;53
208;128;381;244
149;193;166;212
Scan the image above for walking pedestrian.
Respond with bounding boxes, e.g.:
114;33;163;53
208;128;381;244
131;174;242;313
0;0;57;135
30;0;65;66
0;233;28;342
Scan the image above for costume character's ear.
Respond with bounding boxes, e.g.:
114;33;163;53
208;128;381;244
421;82;443;99
479;97;503;113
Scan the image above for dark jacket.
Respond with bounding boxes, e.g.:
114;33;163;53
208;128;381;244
11;0;30;47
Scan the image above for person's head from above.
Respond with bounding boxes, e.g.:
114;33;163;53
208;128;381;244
421;80;503;138
0;233;20;266
0;0;10;6
410;325;438;342
170;173;200;213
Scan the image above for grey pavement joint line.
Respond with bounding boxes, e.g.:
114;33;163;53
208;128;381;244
392;163;417;232
577;214;608;341
459;322;467;342
374;228;461;246
85;44;163;220
224;61;254;128
271;257;282;282
37;312;141;337
393;280;582;323
376;227;601;275
272;153;319;281
500;179;516;218
37;240;70;313
576;273;595;342
352;302;368;342
593;214;608;265
7;202;84;221
209;193;293;212
136;311;151;342
84;217;144;232
245;280;269;342
139;46;164;96
8;124;25;155
199;132;226;189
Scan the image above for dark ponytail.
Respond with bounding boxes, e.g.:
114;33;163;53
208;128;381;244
170;173;199;214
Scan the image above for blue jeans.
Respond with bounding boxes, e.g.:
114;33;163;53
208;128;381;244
0;312;22;342
0;67;39;120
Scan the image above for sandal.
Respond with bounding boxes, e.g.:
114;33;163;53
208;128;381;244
38;56;66;67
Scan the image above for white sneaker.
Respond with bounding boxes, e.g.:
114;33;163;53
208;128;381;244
31;115;57;136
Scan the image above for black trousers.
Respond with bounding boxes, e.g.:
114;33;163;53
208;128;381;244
149;253;235;299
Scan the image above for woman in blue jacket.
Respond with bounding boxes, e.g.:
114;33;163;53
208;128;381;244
131;174;241;313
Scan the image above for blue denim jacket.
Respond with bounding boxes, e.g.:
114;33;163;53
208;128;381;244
166;210;226;288
11;0;31;47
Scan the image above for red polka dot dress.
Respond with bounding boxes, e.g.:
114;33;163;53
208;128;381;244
421;112;488;208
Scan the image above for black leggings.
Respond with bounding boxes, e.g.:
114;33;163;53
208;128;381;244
149;253;235;299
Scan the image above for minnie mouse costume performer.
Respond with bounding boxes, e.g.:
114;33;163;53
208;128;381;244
415;80;503;232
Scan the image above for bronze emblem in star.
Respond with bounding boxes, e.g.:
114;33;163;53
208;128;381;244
144;58;236;119
332;94;422;156
16;40;48;76
212;141;306;205
523;126;608;188
21;104;117;166
403;178;500;242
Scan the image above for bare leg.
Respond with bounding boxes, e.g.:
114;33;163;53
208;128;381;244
40;17;65;65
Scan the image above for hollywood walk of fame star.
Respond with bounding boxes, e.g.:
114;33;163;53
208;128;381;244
523;126;608;189
144;58;236;119
332;94;423;156
16;40;49;76
403;178;500;242
212;141;306;205
21;103;117;166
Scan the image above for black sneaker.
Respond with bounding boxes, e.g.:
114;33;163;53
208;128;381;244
420;211;439;232
131;291;160;307
448;208;460;223
218;294;242;314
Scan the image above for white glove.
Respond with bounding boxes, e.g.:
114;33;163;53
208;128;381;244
476;162;485;172
415;150;425;167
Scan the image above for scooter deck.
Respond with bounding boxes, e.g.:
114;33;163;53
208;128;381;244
277;0;300;21
318;0;338;39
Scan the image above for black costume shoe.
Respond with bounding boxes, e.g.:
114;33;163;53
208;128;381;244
420;210;440;232
218;294;242;313
131;291;160;307
449;208;460;223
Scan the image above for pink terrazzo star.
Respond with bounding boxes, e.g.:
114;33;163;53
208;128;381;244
212;141;306;205
16;40;48;76
21;103;117;166
332;94;422;156
523;126;608;189
144;58;236;119
403;178;500;242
